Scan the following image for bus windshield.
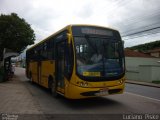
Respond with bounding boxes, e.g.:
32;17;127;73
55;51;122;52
74;36;125;78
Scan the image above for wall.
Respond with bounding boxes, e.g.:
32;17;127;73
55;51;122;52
150;52;160;58
125;57;160;82
151;66;160;81
139;65;152;82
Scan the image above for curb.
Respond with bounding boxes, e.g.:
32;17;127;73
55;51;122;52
126;81;160;88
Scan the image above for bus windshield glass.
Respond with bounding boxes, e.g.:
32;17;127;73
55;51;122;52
74;36;125;78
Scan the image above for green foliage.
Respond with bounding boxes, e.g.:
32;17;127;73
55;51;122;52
0;13;35;53
128;40;160;52
152;81;160;84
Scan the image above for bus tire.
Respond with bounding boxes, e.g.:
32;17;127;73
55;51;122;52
51;78;58;97
29;72;33;83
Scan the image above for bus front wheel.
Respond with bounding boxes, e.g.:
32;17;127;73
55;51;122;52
51;79;58;97
29;72;33;83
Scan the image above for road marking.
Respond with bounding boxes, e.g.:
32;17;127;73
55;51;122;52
125;92;160;102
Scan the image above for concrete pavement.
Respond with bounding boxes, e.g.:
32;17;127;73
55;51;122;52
0;69;42;114
126;80;160;88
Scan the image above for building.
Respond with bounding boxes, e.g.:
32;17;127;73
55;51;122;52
145;48;160;58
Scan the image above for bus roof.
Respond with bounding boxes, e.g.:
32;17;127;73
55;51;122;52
27;25;70;51
27;24;118;51
71;24;118;31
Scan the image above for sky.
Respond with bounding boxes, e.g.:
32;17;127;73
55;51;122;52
0;0;160;48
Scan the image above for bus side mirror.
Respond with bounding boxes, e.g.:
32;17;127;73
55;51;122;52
122;40;125;48
67;33;72;44
122;40;125;45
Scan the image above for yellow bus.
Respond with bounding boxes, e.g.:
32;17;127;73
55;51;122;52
26;24;125;99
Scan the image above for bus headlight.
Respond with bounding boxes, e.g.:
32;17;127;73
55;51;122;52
80;82;88;87
118;79;123;84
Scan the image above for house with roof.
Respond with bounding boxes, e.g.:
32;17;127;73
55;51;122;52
145;48;160;58
125;49;160;82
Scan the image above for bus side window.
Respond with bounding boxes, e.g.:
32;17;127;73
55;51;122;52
47;40;54;60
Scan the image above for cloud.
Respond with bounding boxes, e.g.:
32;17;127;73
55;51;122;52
74;3;93;19
0;0;160;47
124;32;160;47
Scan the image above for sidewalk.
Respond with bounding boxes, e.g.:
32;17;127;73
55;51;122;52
126;80;160;88
0;68;42;114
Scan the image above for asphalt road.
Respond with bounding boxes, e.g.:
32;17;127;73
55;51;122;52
16;67;160;114
125;83;160;100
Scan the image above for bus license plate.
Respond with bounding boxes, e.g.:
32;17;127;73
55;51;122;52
95;90;109;96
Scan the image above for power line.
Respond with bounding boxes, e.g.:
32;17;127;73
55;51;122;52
121;22;160;35
111;1;160;31
115;12;160;32
106;0;132;19
122;26;160;37
122;31;160;40
119;10;160;25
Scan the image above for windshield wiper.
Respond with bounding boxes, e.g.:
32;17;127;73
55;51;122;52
85;35;98;54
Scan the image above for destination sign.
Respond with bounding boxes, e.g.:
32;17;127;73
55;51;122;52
72;26;114;36
81;28;113;36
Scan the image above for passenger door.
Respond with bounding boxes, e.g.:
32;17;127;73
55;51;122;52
55;40;65;90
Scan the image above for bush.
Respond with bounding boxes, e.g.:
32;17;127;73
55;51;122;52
152;81;160;84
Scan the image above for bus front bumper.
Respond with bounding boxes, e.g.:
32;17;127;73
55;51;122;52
65;83;125;99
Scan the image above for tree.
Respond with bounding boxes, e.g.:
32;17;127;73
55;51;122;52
0;13;35;81
128;40;160;52
0;13;35;53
